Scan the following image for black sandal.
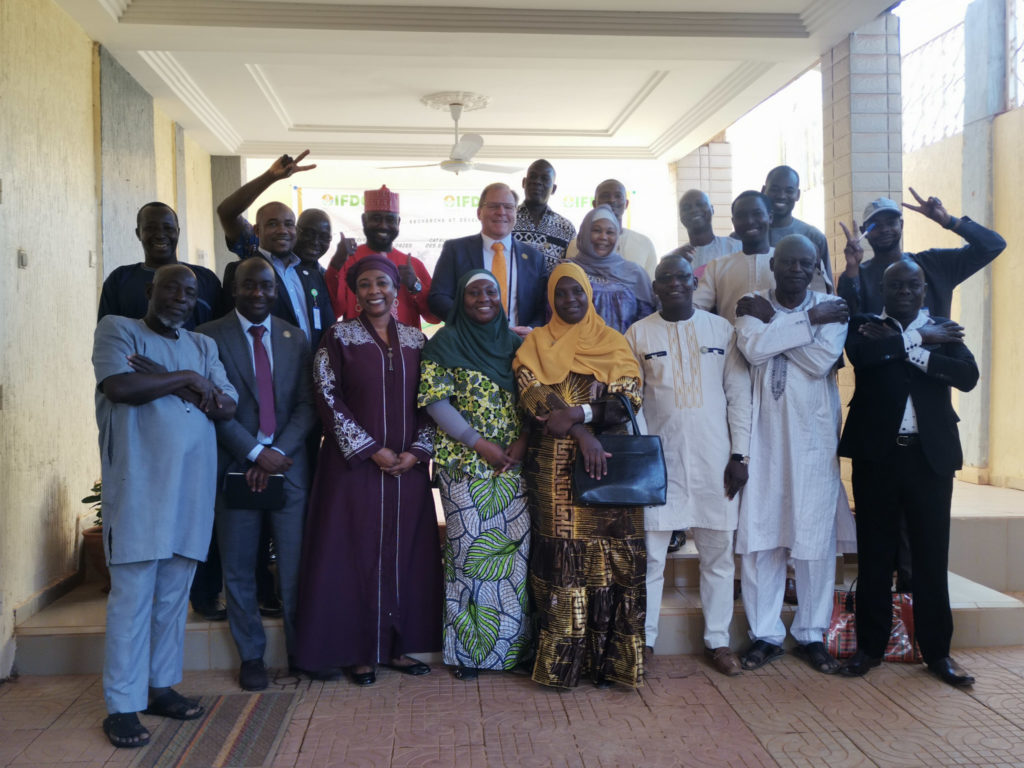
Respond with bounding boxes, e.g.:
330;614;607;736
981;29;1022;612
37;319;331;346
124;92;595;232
792;642;840;674
454;665;479;681
144;689;204;720
741;639;785;670
103;712;151;748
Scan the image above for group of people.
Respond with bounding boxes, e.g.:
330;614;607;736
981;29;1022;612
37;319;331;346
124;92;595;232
92;151;1006;750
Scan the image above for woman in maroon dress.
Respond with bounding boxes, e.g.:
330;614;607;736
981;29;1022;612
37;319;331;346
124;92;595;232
295;255;442;685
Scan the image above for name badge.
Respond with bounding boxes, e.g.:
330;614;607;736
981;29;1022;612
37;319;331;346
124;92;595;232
701;346;725;355
644;351;667;360
312;307;322;331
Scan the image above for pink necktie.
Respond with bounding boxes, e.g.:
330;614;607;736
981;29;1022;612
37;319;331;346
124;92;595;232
248;325;276;436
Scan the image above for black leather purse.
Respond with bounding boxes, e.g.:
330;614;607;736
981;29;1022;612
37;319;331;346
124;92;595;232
571;392;667;507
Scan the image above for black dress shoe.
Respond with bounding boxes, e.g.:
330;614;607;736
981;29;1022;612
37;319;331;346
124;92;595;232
239;658;268;691
668;530;686;553
192;600;227;622
258;596;283;618
928;656;975;687
839;650;882;677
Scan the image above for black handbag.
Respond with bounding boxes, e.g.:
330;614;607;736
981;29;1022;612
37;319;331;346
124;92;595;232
571;392;667;507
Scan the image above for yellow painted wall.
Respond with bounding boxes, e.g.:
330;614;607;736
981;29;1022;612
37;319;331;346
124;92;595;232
0;0;100;672
990;109;1024;488
184;135;215;270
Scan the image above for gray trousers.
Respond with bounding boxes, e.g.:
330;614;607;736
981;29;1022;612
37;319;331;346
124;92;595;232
216;482;307;664
104;555;197;713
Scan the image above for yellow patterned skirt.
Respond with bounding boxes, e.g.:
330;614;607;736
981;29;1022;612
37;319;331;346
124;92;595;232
523;422;646;688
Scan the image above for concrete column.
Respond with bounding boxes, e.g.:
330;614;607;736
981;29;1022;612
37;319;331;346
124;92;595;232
210;155;243;279
173;123;189;263
957;0;1005;479
822;12;902;437
673;140;733;245
99;46;156;277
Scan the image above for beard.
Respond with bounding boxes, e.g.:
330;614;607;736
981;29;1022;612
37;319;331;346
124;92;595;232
156;312;187;330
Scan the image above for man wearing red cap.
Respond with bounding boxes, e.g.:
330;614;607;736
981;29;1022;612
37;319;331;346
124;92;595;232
325;186;439;329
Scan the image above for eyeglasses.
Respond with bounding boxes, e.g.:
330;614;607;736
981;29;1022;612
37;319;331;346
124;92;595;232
481;202;516;212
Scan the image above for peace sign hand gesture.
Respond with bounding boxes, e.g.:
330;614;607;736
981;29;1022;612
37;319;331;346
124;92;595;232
267;149;317;181
902;186;952;228
838;220;864;274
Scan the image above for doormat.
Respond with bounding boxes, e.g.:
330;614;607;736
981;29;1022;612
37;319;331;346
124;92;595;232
130;691;298;768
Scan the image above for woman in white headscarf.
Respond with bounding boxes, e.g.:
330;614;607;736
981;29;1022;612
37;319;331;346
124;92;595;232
570;204;656;333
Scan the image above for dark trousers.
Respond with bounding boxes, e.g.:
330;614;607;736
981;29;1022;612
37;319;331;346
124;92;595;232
851;445;954;665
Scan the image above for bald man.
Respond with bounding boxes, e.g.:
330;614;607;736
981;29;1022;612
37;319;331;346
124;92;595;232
218;151;335;351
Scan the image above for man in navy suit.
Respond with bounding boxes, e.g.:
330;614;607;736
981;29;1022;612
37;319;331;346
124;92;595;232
838;259;979;687
428;182;547;336
196;258;317;691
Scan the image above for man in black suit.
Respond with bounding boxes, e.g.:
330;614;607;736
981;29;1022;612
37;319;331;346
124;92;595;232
197;258;317;691
428;182;547;336
838;259;979;687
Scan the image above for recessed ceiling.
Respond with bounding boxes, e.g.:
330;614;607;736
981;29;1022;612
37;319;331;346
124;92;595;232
56;0;898;163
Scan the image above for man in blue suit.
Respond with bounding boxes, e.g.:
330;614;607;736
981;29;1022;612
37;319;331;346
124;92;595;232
428;182;547;336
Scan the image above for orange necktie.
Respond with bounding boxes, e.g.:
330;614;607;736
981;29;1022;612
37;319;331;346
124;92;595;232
491;242;509;313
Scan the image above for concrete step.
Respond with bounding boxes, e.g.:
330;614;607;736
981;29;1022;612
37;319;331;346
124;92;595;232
15;564;1024;674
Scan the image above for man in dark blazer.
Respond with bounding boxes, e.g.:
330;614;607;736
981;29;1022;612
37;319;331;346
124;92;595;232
428;182;547;335
838;259;979;687
197;258;318;691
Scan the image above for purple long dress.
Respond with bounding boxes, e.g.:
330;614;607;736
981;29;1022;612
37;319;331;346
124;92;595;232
295;315;442;670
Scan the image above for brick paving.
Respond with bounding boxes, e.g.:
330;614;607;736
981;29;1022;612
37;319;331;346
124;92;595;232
4;648;1024;767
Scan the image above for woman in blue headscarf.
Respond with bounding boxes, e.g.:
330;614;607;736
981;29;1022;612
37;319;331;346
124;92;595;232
419;270;531;680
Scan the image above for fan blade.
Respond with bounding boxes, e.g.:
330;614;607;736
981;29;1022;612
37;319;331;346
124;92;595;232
451;133;484;162
376;163;439;170
470;163;522;173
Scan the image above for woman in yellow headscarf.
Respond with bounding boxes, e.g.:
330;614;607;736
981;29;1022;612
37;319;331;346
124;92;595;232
514;262;645;689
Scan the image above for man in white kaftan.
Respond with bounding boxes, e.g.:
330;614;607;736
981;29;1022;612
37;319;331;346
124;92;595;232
732;235;854;673
626;254;752;676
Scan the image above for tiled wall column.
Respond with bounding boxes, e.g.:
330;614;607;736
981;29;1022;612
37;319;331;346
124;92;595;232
674;140;733;246
822;11;902;438
958;0;1005;478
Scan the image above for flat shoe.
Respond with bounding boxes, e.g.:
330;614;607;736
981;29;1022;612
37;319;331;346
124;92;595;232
792;642;840;674
741;639;785;671
144;689;204;720
386;656;430;676
103;712;151;749
350;668;376;686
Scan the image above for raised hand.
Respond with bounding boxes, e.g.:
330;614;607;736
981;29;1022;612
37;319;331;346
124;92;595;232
839;220;865;274
267;150;316;181
398;252;419;292
902;187;952;228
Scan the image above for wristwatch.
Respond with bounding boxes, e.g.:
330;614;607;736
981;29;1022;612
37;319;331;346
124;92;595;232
730;453;750;465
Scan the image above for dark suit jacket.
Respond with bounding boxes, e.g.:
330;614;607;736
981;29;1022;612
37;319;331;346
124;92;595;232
221;256;335;351
838;314;979;476
196;313;318;489
428;234;547;327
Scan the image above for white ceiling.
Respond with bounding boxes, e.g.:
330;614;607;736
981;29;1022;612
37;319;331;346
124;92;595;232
56;0;897;164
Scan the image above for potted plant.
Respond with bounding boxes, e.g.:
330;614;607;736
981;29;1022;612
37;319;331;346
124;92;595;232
81;480;110;592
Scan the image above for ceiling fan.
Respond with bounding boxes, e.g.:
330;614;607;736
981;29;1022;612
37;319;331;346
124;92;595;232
382;102;521;175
